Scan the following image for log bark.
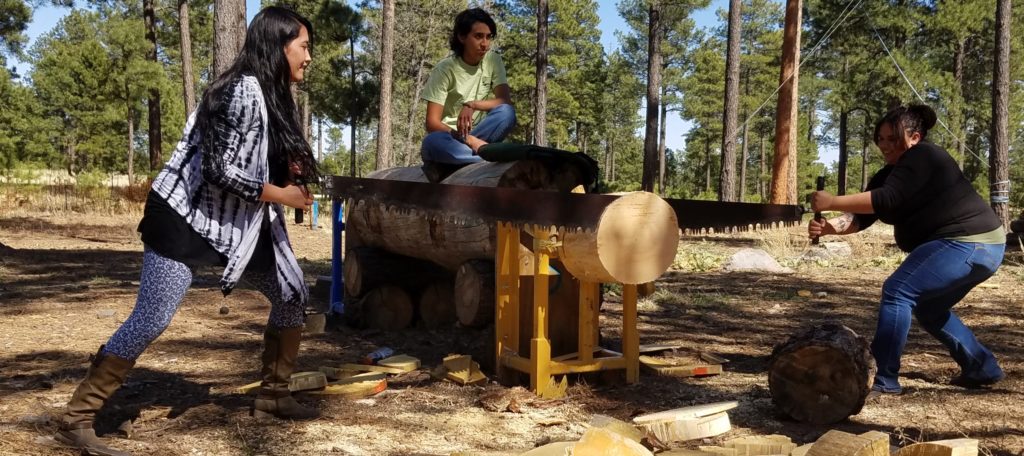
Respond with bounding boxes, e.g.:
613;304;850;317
768;323;876;424
360;285;414;331
560;192;679;284
455;259;495;328
347;161;572;270
418;280;456;329
343;246;448;298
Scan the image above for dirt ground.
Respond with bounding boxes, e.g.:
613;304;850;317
2;208;1023;456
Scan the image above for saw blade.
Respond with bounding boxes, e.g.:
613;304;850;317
329;176;805;232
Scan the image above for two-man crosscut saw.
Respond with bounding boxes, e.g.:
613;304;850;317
328;175;805;232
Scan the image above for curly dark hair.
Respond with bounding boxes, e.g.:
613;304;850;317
449;8;497;57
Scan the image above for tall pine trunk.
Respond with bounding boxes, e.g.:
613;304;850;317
989;0;1011;227
838;108;848;195
719;0;741;202
144;0;162;171
349;34;358;177
178;0;196;114
376;0;395;170
213;0;245;78
740;111;749;202
770;0;801;204
534;0;549;146
658;96;667;195
642;1;662;193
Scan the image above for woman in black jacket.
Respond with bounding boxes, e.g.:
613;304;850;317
809;104;1005;396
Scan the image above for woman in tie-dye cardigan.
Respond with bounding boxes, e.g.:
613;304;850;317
54;7;321;455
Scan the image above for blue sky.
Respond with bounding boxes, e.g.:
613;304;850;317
13;0;841;164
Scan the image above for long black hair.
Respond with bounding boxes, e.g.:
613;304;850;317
449;8;496;57
195;6;320;187
873;104;938;148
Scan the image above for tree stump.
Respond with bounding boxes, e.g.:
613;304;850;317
455;259;495;328
768;323;876;424
418;280;456;329
360;286;414;331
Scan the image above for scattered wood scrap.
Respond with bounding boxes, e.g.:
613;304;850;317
235;371;327;394
894;439;978;456
440;354;488;385
378;354;421;372
639;352;726;378
309;372;387;398
632;402;737;443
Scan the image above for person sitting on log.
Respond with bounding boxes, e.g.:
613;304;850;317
53;7;321;455
808;103;1006;396
420;8;516;171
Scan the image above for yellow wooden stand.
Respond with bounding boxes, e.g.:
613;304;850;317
494;222;639;398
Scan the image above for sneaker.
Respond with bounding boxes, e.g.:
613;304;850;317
950;372;1004;389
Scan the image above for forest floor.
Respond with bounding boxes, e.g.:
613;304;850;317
2;208;1024;456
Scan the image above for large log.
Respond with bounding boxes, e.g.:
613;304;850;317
345;161;579;270
768;323;876;424
343;246;448;297
560;191;679;284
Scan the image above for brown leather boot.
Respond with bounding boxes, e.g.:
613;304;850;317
54;346;134;456
252;326;319;420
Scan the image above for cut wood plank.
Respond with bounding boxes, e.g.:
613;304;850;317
573;427;654;456
894;439;978;456
443;354;488;385
791;443;813;456
288;371;328;392
640;355;723;377
589;414;644;442
378;354;421;372
697;447;737;456
807;429;887;456
236;371;328;394
769;324;876;424
859;431;891;456
338;363;407;375
309;372;387;398
724;434;796;455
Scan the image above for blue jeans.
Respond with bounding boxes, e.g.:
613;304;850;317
871;239;1005;392
420;103;516;164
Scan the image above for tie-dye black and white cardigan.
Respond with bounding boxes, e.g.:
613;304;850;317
150;75;308;306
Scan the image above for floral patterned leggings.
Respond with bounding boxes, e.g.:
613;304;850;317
104;247;304;361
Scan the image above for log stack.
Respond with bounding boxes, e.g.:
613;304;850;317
343;160;590;333
768;323;876;424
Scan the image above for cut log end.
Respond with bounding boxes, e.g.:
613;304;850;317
361;286;414;331
455;259;495;328
561;191;679;284
418;280;456;329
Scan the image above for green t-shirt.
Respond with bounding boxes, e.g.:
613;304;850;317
421;51;508;131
